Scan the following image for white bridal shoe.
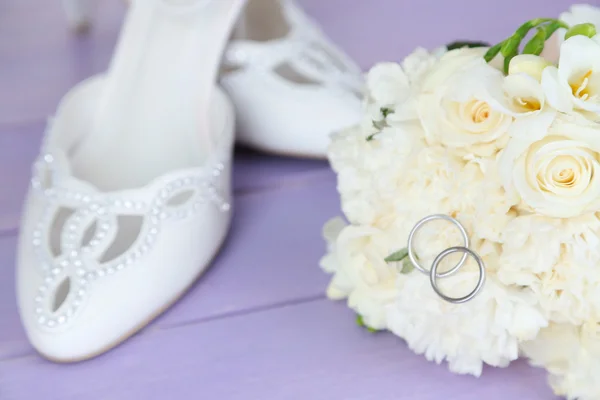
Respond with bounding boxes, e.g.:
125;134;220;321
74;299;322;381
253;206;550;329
17;0;245;362
62;0;364;158
221;0;364;158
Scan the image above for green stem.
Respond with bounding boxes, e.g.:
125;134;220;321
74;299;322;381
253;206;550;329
483;17;571;74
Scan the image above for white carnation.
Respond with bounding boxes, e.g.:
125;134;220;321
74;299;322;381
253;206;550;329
499;213;600;324
522;322;600;400
320;219;399;330
328;122;424;225
388;268;546;376
362;46;445;129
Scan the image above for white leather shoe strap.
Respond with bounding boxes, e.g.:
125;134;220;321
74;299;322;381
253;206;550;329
224;0;362;93
92;0;246;154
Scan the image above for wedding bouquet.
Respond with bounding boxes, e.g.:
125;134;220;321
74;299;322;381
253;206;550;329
320;4;600;399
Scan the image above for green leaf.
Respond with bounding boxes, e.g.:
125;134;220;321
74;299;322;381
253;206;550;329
356;314;366;327
372;120;386;130
565;23;597;40
384;247;409;263
522;27;546;55
381;107;394;118
356;314;379;332
385;247;418;273
400;257;415;274
483;42;502;63
500;34;522;57
446;40;490;51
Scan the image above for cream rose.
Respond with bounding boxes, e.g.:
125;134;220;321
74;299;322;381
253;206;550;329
418;48;513;157
500;112;600;218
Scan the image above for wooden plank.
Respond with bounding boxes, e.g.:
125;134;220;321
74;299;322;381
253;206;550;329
0;122;45;234
0;299;559;400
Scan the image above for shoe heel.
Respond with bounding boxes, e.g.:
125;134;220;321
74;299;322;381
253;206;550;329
71;0;246;190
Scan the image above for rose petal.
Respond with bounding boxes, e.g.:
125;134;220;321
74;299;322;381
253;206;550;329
498;110;556;192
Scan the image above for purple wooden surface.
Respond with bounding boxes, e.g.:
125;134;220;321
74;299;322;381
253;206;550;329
0;0;577;398
0;123;44;234
0;300;559;400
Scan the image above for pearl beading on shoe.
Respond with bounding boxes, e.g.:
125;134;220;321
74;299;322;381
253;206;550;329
30;153;230;329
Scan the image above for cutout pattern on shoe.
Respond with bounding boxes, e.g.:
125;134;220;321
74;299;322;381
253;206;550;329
29;153;230;330
223;0;364;96
224;35;363;95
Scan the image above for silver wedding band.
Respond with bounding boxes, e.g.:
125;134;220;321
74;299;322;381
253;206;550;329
430;246;486;304
405;214;486;304
407;214;469;278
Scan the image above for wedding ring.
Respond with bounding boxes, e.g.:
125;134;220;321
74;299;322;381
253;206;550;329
429;246;486;304
407;214;469;278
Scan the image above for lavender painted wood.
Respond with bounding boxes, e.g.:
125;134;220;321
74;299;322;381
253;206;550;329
0;237;29;360
233;149;328;193
0;122;45;233
0;300;560;400
0;0;572;126
299;0;572;70
0;174;338;359
0;0;126;126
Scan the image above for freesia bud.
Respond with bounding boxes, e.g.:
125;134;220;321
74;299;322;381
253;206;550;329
564;23;597;40
508;54;553;81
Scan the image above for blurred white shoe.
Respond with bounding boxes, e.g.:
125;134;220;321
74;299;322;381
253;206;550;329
62;0;365;159
18;0;244;362
221;0;364;158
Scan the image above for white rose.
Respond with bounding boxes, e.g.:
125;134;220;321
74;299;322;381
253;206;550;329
418;48;513;157
500;112;600;218
541;35;600;118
